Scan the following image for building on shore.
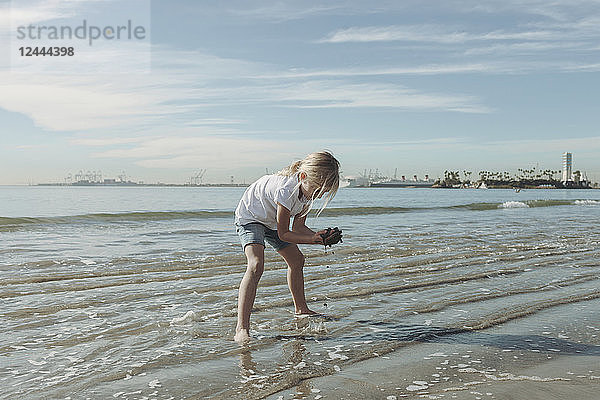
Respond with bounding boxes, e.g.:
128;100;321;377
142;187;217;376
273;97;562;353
560;152;593;188
562;152;573;183
341;170;434;188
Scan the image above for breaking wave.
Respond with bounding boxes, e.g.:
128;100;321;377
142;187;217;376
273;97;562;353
0;199;597;229
498;201;529;208
574;199;600;206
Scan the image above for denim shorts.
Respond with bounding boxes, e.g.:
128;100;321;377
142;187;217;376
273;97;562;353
234;219;291;251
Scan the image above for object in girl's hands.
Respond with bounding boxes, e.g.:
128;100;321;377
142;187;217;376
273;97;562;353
320;227;343;248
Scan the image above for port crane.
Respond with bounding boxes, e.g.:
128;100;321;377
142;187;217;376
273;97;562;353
189;169;207;185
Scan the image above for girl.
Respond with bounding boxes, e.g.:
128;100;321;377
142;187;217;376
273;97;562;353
233;151;341;343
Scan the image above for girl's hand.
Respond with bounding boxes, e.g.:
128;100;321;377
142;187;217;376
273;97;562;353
319;227;343;246
313;230;328;244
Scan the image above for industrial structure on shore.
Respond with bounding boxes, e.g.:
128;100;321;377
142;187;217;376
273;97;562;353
432;152;594;189
562;152;592;188
36;152;595;189
341;169;434;188
37;170;248;187
343;152;595;189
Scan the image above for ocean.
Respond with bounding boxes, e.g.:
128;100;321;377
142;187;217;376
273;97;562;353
1;186;599;399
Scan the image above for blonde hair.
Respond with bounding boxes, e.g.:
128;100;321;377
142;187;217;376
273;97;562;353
278;151;340;217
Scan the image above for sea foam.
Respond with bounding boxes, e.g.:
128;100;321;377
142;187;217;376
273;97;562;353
170;310;198;325
574;200;599;206
499;201;529;208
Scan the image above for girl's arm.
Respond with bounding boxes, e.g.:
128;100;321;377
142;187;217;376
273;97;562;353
291;210;316;236
276;203;324;244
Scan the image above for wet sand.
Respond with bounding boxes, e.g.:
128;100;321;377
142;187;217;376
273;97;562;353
265;342;599;400
266;299;600;400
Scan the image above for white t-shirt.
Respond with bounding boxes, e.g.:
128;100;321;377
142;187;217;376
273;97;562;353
235;174;309;230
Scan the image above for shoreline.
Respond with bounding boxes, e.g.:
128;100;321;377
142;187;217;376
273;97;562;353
16;184;598;189
31;183;250;187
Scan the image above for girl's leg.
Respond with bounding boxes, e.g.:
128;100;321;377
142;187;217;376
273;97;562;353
277;244;317;315
234;244;265;343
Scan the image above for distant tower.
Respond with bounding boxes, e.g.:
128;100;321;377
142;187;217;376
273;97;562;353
562;152;572;182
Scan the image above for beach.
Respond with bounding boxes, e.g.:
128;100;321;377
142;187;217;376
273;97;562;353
1;186;599;399
264;299;600;400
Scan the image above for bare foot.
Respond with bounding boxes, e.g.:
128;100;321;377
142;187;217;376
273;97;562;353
234;329;250;344
295;308;320;316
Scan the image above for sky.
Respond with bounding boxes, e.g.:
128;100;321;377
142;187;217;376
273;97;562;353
1;0;599;185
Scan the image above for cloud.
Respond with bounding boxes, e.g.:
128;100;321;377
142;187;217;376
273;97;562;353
1;0;81;27
330;134;600;155
226;3;343;22
263;63;499;78
560;63;600;72
88;134;303;170
463;41;588;56
319;25;470;44
316;9;600;63
483;136;600;154
0;80;155;131
331;137;468;152
69;137;146;146
463;0;600;22
0;40;492;135
260;57;600;79
315;15;600;75
185;118;246;126
269;80;491;113
318;24;572;44
0;45;258;131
